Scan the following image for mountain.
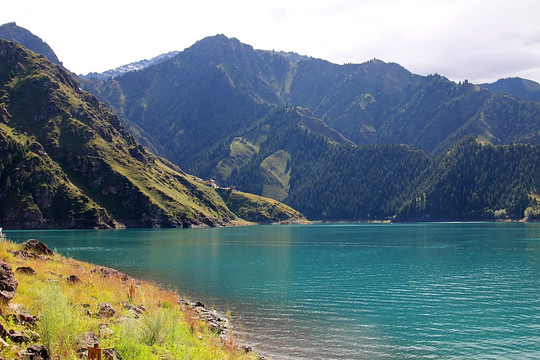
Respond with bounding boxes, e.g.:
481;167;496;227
80;51;180;80
78;35;540;220
0;22;61;65
480;77;540;102
189;106;353;201
0;39;306;229
84;35;540;161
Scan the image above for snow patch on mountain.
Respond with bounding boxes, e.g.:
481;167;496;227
81;51;180;80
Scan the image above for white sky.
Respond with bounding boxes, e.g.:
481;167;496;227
2;0;540;83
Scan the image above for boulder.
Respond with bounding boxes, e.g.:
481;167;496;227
0;262;18;303
91;266;130;281
96;303;115;318
240;345;253;353
122;302;145;319
7;313;38;326
8;329;39;344
103;348;122;360
66;275;81;284
24;239;53;256
27;344;49;359
15;266;36;275
83;331;99;347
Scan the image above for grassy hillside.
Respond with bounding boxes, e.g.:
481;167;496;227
0;237;258;359
217;188;307;224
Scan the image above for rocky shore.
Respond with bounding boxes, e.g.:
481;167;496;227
178;299;265;358
0;237;263;360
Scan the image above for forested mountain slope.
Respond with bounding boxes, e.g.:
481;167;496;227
0;39;305;228
79;34;540;221
397;137;540;221
481;77;540;102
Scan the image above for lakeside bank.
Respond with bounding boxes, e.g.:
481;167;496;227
0;237;263;360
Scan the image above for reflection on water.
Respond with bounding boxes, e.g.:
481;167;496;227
6;223;540;359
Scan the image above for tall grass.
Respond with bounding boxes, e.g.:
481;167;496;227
38;281;86;359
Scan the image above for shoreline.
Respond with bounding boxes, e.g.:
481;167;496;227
0;237;265;360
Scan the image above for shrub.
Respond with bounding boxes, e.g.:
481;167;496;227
38;281;86;359
139;307;176;346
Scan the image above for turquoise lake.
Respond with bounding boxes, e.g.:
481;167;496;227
5;223;540;359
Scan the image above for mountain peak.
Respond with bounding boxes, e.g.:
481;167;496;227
0;22;61;65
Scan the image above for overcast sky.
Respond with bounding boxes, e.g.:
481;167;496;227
2;0;540;83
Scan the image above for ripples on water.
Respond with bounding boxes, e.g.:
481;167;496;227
6;223;540;359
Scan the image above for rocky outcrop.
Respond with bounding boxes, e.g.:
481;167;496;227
122;302;146;319
8;329;39;344
26;344;49;359
103;347;122;360
0;262;17;303
7;313;38;326
24;239;53;256
91;266;131;281
8;250;47;260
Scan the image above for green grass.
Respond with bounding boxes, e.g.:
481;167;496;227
216;138;258;181
260;150;291;201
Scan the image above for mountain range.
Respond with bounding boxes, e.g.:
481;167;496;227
83;35;540;161
1;23;540;225
0;38;305;228
75;33;540;221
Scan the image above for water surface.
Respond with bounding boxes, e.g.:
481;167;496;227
6;223;540;359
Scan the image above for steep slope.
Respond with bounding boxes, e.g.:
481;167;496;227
0;39;305;228
82;35;322;168
189;107;352;201
0;129;117;229
287;61;540;153
0;22;61;65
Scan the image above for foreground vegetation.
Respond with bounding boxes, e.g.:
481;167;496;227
0;238;258;359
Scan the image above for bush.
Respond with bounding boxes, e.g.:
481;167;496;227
139;307;175;346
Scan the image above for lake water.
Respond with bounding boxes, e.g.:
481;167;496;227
5;223;540;359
